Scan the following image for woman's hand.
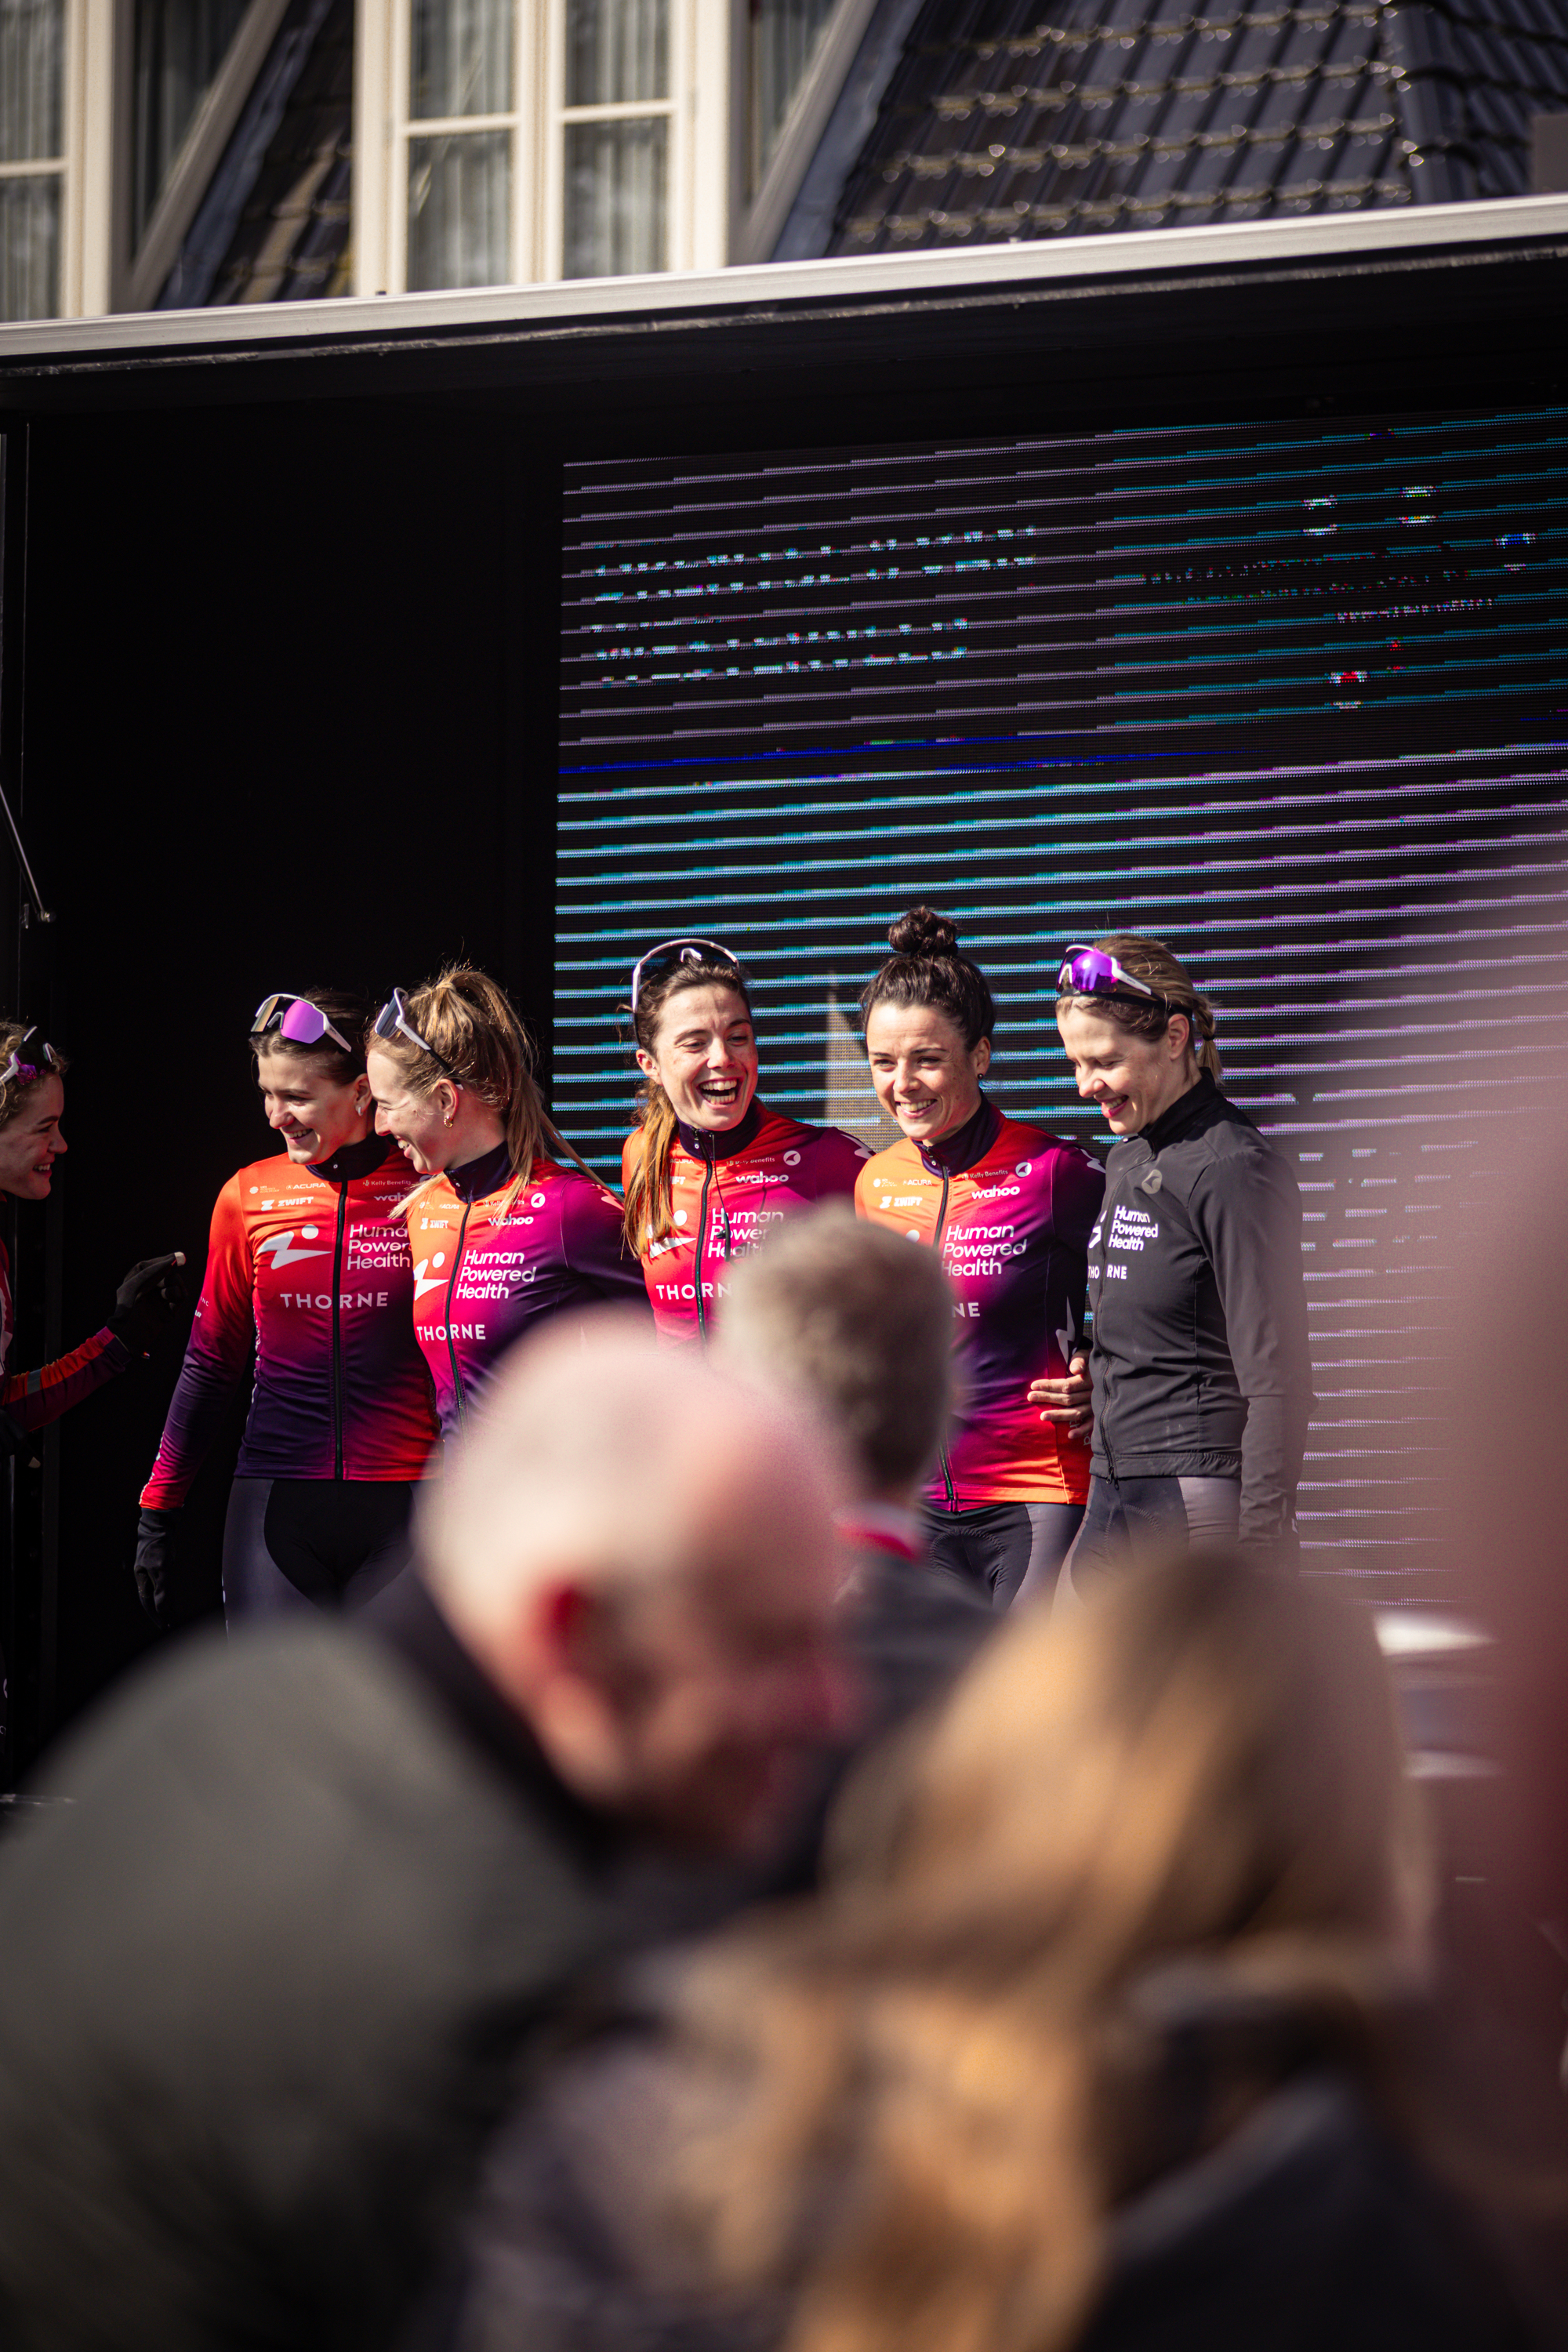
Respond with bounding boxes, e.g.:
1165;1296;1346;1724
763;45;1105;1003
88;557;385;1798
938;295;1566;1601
1029;1352;1092;1439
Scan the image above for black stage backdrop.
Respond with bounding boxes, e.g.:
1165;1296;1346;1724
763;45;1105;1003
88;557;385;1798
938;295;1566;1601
556;408;1568;1592
0;401;558;1775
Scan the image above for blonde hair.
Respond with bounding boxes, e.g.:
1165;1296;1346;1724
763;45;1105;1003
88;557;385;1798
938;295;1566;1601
370;965;603;1218
0;1023;66;1132
672;1552;1428;2352
1058;934;1222;1084
623;947;752;1258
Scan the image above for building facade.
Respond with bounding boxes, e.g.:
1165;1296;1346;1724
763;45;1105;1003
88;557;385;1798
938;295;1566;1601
4;0;1567;318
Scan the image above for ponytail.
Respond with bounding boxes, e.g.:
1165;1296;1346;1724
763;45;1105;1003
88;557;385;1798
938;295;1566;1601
623;1088;681;1258
372;964;608;1215
1057;934;1223;1084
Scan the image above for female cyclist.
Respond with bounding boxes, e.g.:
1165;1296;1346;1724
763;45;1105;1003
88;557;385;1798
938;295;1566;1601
855;909;1103;1610
1047;935;1310;1575
365;966;648;1443
0;1021;184;1450
622;938;869;1341
135;990;438;1625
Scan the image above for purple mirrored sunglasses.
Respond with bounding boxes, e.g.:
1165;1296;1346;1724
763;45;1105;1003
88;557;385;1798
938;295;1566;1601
0;1027;60;1088
1056;946;1166;1007
252;993;354;1054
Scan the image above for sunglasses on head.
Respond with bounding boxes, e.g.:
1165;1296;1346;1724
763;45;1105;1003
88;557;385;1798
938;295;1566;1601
252;994;355;1055
1056;946;1169;1009
0;1027;60;1089
372;988;460;1082
629;937;744;1014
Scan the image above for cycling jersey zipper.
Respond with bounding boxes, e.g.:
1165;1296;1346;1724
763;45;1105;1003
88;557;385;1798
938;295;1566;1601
445;1200;474;1434
931;1166;957;1511
694;1149;714;1338
330;1182;348;1477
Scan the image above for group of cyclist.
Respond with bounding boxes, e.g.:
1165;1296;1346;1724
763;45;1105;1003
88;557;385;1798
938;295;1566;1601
0;912;1310;1624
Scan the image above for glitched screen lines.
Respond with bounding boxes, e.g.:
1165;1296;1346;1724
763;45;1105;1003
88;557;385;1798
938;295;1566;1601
554;408;1568;1588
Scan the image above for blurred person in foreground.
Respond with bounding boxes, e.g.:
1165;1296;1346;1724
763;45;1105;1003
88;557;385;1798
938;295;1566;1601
448;1550;1560;2352
716;1205;995;1744
0;1319;852;2352
432;1207;993;2350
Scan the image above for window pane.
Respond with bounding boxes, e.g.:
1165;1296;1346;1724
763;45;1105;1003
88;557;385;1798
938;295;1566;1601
750;0;837;189
410;0;512;119
563;117;666;278
0;173;60;319
566;0;666;107
406;129;510;288
0;0;64;163
132;0;252;245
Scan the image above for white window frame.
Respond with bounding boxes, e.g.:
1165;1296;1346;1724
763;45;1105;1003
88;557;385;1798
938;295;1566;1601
354;0;733;296
14;0;121;319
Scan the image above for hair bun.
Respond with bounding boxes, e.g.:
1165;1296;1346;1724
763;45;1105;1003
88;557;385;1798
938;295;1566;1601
888;906;960;960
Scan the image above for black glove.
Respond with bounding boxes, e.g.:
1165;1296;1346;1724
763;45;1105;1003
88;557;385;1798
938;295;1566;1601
109;1253;188;1355
135;1505;200;1628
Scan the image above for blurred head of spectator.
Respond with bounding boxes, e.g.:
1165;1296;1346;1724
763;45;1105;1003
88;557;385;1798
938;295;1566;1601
714;1205;955;1506
421;1315;855;1856
672;1550;1439;2352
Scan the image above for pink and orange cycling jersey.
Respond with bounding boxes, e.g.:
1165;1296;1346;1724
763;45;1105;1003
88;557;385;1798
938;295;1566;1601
622;1100;870;1341
141;1134;437;1508
0;1240;129;1430
855;1102;1104;1508
401;1142;650;1441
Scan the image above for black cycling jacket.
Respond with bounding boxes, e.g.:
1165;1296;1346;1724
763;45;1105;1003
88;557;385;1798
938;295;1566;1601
1086;1073;1311;1549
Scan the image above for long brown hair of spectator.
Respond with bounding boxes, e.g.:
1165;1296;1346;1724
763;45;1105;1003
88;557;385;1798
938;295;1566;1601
623;946;753;1258
670;1552;1428;2352
1058;933;1223;1084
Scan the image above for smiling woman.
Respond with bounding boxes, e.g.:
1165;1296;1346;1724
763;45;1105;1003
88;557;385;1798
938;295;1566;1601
1052;935;1311;1577
855;909;1104;1610
365;965;649;1450
133;989;440;1629
621;937;869;1342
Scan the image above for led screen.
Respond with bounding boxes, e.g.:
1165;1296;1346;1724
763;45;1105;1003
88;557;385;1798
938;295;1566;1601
555;409;1568;1586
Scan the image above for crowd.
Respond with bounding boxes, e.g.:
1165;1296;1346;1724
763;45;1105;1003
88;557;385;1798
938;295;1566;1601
0;914;1559;2348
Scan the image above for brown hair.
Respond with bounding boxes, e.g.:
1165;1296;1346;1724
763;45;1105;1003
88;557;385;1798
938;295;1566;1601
715;1206;953;1497
1057;933;1222;1083
368;965;601;1218
859;906;995;1051
671;1552;1429;2352
249;988;370;1087
623;946;753;1258
0;1023;67;1132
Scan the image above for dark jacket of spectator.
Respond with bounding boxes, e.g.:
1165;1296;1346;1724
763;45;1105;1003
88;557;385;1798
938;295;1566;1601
0;1576;630;2352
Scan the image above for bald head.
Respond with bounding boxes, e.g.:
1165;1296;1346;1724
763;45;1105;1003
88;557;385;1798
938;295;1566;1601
417;1314;855;1853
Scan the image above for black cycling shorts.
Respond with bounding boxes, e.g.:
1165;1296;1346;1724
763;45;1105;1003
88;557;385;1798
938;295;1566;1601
920;1500;1085;1611
222;1478;416;1624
